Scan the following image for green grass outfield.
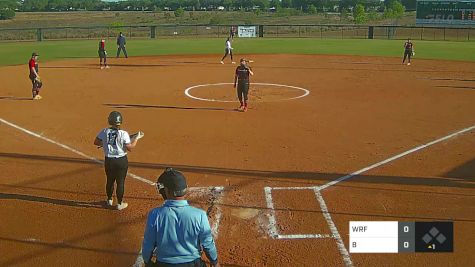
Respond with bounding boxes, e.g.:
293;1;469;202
0;38;474;66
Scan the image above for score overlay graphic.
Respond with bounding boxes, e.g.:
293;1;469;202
349;221;454;253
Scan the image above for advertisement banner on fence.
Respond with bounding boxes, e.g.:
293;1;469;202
238;26;257;38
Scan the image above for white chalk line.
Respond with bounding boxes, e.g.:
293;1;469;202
264;187;333;240
264;187;279;238
184;82;310;103
318;124;475;191
268;124;475;192
277;234;333;239
264;124;475;266
314;189;353;267
0;118;225;266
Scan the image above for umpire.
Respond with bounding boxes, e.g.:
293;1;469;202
116;32;128;58
142;168;220;267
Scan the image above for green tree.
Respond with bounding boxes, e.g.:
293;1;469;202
307;4;317;14
353;3;367;24
281;0;292;8
174;7;185;17
391;0;405;18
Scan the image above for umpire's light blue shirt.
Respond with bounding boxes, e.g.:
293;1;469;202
142;200;218;264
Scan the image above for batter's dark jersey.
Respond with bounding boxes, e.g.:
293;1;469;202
404;41;413;51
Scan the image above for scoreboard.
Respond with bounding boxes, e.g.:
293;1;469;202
416;0;475;25
349;221;454;253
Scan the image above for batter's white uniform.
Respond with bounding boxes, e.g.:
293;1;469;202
96;128;131;158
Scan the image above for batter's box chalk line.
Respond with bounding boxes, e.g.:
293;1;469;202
264;187;334;240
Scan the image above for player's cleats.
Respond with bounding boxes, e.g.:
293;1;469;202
232;61;236;64
117;202;128;210
105;66;110;69
100;66;104;69
407;63;411;66
237;105;244;111
107;199;113;206
36;95;42;99
243;106;248;112
220;61;224;64
33;95;41;100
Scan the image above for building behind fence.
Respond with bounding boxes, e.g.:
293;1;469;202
0;24;474;42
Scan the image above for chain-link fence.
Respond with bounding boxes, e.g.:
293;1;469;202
0;24;473;41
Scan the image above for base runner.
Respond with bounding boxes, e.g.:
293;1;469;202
234;58;254;112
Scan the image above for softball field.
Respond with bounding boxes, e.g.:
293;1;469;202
1;52;474;266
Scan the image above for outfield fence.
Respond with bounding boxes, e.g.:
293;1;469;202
0;24;473;41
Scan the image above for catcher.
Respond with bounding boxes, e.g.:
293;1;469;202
28;52;43;100
234;58;254;112
94;111;144;210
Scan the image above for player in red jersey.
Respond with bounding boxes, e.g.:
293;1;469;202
28;52;42;100
234;58;254;112
98;38;109;69
402;38;415;66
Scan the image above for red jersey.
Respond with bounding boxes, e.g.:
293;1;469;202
29;58;38;75
99;40;105;51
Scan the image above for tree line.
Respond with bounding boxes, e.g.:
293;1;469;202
1;0;415;20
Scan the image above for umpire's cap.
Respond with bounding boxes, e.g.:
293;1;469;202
108;111;123;126
32;52;39;57
157;168;187;197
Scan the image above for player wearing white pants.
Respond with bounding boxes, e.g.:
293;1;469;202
220;38;235;64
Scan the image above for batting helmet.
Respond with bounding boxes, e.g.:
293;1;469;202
108;111;122;126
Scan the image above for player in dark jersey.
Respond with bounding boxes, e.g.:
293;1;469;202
98;38;109;69
28;52;41;100
402;38;414;66
234;58;254;112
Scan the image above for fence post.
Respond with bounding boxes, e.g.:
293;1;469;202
420;27;423;40
368;26;374;39
37;28;43;42
259;25;264;37
298;26;301;37
151;26;156;38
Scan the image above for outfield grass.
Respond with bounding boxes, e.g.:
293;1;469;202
0;38;474;66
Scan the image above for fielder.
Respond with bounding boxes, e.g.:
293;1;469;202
234;58;254;112
98;38;110;69
220;38;235;64
28;52;43;100
402;38;415;66
94;111;144;210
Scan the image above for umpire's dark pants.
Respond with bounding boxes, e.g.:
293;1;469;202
104;156;128;204
237;81;249;103
117;45;128;58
